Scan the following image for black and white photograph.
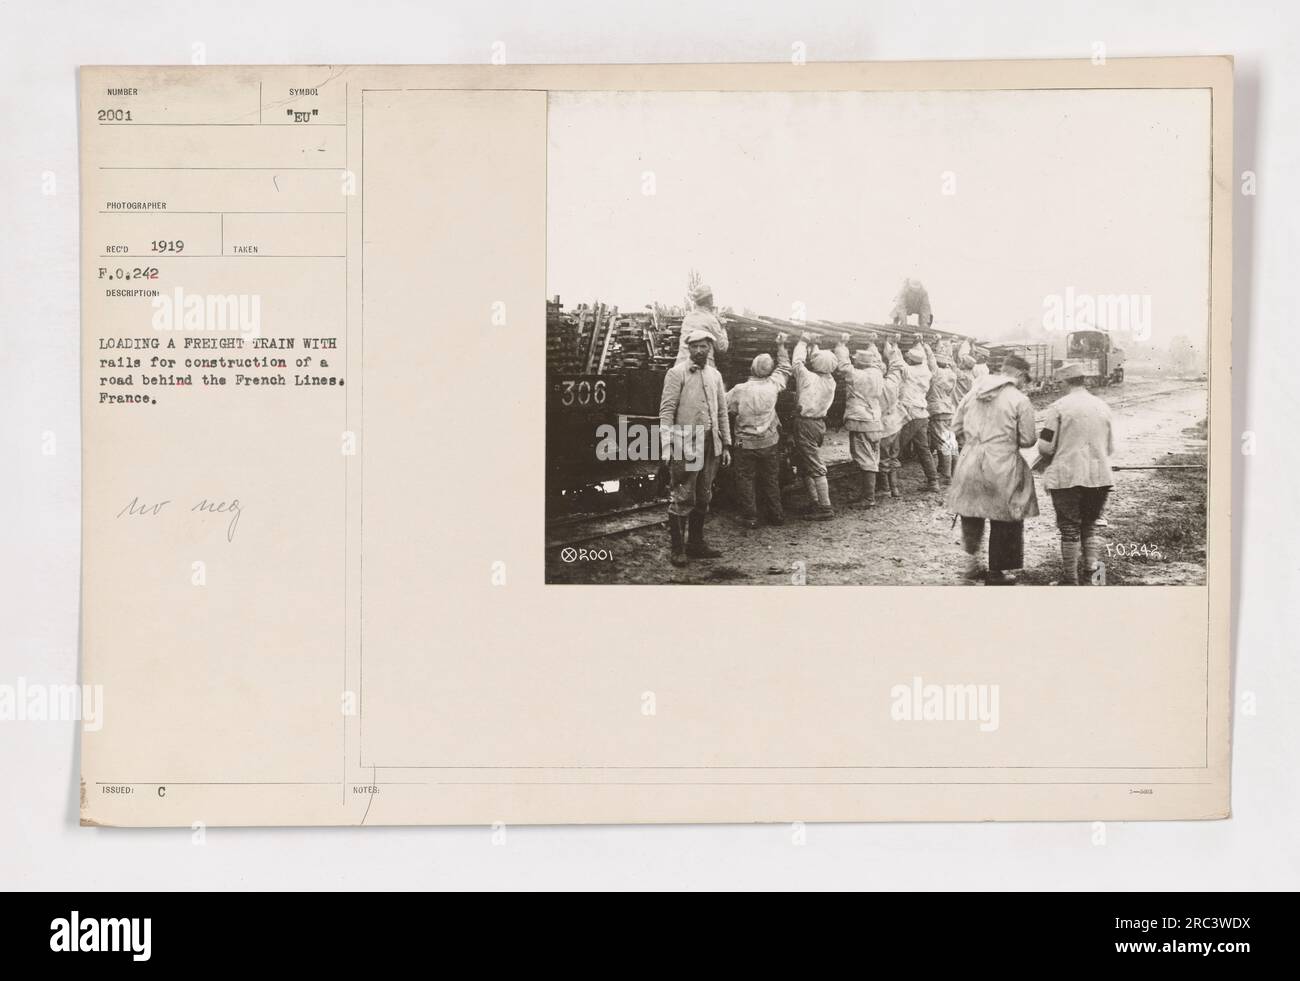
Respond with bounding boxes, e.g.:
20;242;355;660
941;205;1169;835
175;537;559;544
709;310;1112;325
545;89;1211;586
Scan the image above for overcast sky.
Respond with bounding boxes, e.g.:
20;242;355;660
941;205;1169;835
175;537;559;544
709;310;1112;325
547;88;1211;348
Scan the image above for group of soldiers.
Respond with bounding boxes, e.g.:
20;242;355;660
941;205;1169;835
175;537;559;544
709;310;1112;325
657;283;1116;585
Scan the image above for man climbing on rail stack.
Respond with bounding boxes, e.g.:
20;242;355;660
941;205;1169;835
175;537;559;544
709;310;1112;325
834;332;897;508
726;333;792;528
1035;362;1116;585
791;332;847;520
659;329;731;567
890;277;934;330
673;282;730;368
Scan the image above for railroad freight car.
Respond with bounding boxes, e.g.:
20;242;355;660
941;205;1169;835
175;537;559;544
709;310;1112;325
545;296;985;516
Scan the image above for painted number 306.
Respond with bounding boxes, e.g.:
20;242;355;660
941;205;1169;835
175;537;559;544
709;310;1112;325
560;379;606;406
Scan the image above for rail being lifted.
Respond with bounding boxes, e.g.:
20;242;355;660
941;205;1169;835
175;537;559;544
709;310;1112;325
726;314;990;374
547;295;991;387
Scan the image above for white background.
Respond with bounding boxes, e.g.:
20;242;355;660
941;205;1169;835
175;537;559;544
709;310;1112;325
2;0;1295;890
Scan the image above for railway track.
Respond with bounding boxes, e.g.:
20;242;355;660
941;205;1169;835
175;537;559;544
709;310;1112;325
546;381;1207;549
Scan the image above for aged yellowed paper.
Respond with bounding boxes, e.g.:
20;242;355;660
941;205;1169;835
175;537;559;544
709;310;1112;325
79;59;1231;826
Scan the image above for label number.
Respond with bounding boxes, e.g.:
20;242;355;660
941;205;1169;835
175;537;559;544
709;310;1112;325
560;379;606;407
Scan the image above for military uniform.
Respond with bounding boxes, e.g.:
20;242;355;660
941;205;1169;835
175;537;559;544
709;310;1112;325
1037;377;1116;584
726;345;792;525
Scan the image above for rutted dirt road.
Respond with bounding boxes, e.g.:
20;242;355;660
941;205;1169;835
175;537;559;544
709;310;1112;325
546;372;1208;586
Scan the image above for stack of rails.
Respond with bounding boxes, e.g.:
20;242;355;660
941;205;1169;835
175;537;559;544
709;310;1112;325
612;312;654;372
551;300;989;378
571;304;594;366
717;313;784;387
578;302;617;374
649;315;683;371
547;298;690;374
810;321;991;360
546;295;584;374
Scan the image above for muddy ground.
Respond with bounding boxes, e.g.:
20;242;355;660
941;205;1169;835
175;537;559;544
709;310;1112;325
547;372;1208;586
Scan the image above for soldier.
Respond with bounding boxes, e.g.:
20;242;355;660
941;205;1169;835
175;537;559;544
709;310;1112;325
890;278;934;329
1036;362;1117;584
927;348;959;484
952;354;977;451
659;328;732;567
834;333;897;508
673;282;729;367
897;340;939;493
726;333;792;528
791;332;846;520
878;338;907;499
954;354;976;404
947;354;1040;585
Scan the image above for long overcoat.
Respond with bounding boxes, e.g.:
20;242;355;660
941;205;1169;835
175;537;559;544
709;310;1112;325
947;375;1040;521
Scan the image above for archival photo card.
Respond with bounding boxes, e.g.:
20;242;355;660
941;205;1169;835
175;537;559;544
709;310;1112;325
78;60;1231;826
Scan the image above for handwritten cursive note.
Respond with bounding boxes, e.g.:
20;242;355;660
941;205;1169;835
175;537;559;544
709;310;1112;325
116;496;244;542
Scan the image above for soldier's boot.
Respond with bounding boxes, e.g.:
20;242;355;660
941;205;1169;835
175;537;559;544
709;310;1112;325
960;523;986;582
851;471;877;508
1081;530;1104;584
1058;540;1081;585
888;470;902;498
922;457;941;493
685;512;723;558
801;476;820;515
937;453;952;484
807;475;834;520
668;514;688;567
